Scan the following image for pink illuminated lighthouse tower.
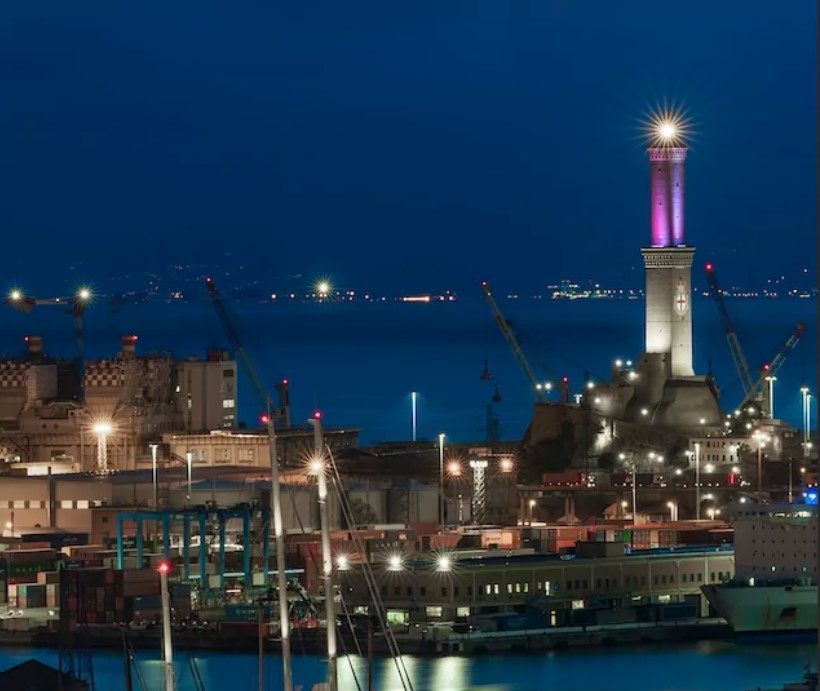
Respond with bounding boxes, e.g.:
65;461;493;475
631;118;720;427
642;138;693;378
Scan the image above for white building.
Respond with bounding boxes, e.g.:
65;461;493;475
728;502;816;582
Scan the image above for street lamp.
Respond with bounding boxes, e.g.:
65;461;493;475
801;386;811;457
185;451;193;504
410;392;418;442
753;431;770;495
149;444;159;511
528;499;536;525
92;421;113;474
693;442;701;519
438;433;445;529
765;375;777;419
666;501;678;522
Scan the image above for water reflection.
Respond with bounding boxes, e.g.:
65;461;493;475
0;643;816;691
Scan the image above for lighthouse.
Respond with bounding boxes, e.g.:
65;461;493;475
642;132;695;378
629;116;721;428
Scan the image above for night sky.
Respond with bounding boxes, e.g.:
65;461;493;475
3;1;816;293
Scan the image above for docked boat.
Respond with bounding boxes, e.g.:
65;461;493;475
701;501;817;638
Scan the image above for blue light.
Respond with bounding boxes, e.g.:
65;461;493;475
804;489;818;506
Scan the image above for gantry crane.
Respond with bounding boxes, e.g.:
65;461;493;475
204;277;290;426
480;281;548;403
5;287;92;403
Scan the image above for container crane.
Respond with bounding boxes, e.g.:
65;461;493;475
737;322;805;412
704;264;758;403
5;287;92;403
203;275;295;691
204;277;290;426
480;281;547;403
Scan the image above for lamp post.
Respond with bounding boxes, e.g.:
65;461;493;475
666;501;678;522
528;499;536;525
802;386;811;456
92;422;113;474
694;442;701;520
185;451;193;505
410;392;418;442
438;433;445;530
150;444;159;511
765;375;776;419
631;463;638;526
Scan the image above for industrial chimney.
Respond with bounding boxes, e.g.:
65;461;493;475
120;335;138;358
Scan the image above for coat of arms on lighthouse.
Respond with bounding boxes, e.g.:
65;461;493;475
674;279;688;316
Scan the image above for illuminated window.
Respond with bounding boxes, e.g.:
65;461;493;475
60;500;73;509
222;399;235;409
76;500;89;510
426;606;443;618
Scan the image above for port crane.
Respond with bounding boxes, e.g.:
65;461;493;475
480;281;550;403
705;264;758;403
204;277;290;426
736;322;806;412
5;287;92;403
705;264;804;417
203;275;295;691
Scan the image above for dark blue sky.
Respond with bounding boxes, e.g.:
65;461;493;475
3;1;816;293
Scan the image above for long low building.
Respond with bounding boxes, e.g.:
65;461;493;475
338;543;735;624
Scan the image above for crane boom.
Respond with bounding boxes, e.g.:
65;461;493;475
705;264;757;399
205;277;272;413
481;281;547;403
738;322;805;411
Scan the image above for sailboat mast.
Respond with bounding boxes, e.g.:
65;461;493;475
311;413;337;691
267;414;294;691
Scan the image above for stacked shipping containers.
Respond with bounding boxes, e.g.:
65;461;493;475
59;568;163;628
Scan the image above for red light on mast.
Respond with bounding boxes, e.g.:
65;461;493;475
260;414;271;424
157;561;171;575
313;410;322;420
705;263;713;271
282;379;288;386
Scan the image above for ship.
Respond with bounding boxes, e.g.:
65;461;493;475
702;500;818;639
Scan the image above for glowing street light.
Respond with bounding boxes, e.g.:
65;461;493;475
77;287;92;302
410;391;418;442
438;433;446;529
499;457;514;473
185;451;193;504
92;421;113;474
8;289;22;302
765;375;777;419
387;554;404;572
436;555;452;573
335;555;349;572
447;461;461;477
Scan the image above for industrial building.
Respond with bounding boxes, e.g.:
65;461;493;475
339;542;735;624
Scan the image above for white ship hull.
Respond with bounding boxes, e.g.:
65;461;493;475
702;583;817;636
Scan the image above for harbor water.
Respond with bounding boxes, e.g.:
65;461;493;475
0;641;816;690
0;297;814;444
